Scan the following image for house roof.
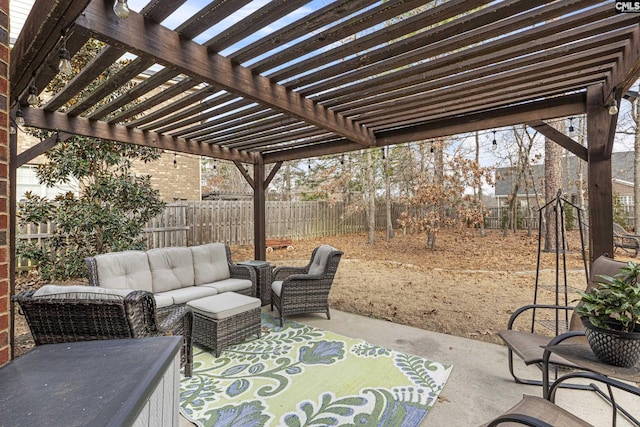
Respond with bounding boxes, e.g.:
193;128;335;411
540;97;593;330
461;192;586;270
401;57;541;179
11;1;640;166
494;151;635;197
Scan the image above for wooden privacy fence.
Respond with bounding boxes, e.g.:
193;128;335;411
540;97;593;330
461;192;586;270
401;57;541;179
18;201;554;265
169;201;408;247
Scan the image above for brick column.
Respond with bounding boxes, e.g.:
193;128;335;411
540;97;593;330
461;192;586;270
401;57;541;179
0;0;9;366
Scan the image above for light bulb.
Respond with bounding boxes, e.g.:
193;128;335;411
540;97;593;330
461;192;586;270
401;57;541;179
609;100;618;115
58;48;73;77
113;0;130;19
27;85;38;106
9;126;16;135
15;108;25;126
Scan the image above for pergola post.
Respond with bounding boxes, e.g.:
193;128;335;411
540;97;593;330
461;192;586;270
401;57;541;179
253;158;266;261
586;84;618;263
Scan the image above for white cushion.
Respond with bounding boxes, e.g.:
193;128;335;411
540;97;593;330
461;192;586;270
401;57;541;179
33;285;134;300
190;243;230;285
156;286;218;305
94;251;153;292
199;278;252;294
308;245;335;275
147;247;195;293
271;280;283;297
187;292;260;320
154;294;174;308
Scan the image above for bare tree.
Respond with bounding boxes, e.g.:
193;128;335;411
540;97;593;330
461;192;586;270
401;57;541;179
384;147;394;241
366;149;376;244
544;121;564;252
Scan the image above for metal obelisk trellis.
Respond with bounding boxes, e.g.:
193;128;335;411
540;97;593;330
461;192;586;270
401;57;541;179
531;189;589;335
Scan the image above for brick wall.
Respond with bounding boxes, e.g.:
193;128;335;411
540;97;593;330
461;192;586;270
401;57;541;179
133;151;201;201
0;0;9;366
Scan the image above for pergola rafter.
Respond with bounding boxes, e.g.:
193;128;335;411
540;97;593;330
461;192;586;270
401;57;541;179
9;0;640;261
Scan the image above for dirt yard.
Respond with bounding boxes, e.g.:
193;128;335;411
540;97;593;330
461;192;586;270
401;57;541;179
13;228;634;356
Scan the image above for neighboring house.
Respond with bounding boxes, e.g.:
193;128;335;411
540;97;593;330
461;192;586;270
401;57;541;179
494;151;635;209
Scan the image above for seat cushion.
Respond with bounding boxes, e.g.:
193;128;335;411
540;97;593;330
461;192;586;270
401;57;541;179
308;245;335;275
94;251;153;292
155;286;218;305
191;243;231;285
199;278;253;294
33;285;134;300
187;292;260;320
271;280;283;297
147;247;195;293
154;294;174;308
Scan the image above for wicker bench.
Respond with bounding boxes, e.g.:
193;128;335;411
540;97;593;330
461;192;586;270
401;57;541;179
186;292;261;357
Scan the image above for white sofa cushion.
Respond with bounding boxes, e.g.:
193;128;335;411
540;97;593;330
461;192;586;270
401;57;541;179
190;243;231;285
94;251;153;292
198;278;253;294
33;285;134;300
147;247;195;293
154;294;175;308
156;286;218;305
271;280;283;297
308;245;335;275
186;292;260;320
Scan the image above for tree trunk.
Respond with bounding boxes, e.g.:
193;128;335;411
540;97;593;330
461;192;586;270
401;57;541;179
544;128;563;252
475;131;486;237
367;149;375;244
384;148;394;241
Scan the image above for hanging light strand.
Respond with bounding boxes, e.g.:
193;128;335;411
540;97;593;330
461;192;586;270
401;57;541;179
113;0;130;19
58;30;73;77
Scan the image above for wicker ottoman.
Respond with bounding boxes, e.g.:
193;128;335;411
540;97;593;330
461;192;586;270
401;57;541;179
187;292;261;357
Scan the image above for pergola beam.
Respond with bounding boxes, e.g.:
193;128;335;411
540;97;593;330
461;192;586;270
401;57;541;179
526;121;588;161
74;1;375;148
377;95;586;146
21;108;254;163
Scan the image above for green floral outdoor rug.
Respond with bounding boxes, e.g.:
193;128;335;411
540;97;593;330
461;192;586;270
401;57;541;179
180;313;452;427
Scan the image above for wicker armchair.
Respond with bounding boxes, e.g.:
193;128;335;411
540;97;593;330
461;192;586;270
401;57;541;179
270;245;343;326
14;285;193;377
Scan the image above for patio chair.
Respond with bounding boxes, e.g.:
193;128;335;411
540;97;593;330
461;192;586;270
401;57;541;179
613;222;640;257
498;254;626;387
271;244;343;326
482;371;640;426
14;285;193;376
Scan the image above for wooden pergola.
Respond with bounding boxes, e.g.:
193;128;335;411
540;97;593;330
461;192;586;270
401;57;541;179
10;0;640;263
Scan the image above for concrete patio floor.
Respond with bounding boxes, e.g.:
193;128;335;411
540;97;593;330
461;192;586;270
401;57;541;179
181;308;640;426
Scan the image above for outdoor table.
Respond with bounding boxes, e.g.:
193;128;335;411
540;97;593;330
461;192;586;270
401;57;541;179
0;336;181;427
238;259;273;305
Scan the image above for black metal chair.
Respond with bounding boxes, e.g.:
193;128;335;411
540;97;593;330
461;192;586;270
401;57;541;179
498;254;626;387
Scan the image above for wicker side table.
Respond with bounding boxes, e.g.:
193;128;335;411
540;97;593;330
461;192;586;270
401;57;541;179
186;292;261;357
238;260;273;306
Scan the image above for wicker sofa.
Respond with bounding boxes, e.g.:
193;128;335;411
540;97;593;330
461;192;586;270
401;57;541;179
85;243;256;313
14;285;194;376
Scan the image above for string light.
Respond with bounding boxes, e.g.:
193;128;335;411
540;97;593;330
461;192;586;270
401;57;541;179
15;106;25;126
568;117;575;133
113;0;130;19
381;147;386;159
58;33;73;77
492;131;497;150
27;82;39;106
608;99;618;115
173;152;177;168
